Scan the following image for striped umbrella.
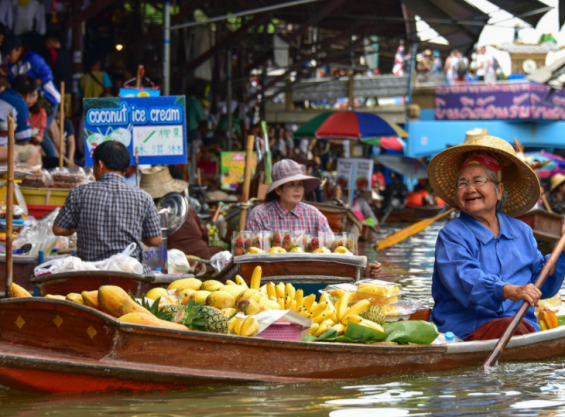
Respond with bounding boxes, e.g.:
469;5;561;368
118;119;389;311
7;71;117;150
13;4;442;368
293;111;408;140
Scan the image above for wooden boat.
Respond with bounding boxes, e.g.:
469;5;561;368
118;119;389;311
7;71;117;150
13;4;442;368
234;253;366;285
1;298;565;394
0;254;67;297
31;271;194;298
379;206;444;223
223;202;363;244
516;209;562;244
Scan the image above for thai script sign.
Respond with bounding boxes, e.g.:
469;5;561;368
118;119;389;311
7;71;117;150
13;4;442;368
435;83;565;120
84;96;187;166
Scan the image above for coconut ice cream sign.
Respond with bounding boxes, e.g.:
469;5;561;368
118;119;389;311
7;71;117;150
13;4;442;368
83;96;187;166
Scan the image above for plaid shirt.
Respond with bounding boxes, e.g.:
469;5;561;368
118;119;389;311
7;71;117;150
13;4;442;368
54;173;161;269
246;201;332;235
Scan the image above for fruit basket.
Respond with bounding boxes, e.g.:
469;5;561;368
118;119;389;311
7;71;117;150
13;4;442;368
256;321;306;341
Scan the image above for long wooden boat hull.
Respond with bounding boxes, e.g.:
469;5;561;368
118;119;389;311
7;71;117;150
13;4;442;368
1;298;565;394
378;206;444;223
516;209;562;244
234;253;367;285
0;255;67;297
31;271;194;298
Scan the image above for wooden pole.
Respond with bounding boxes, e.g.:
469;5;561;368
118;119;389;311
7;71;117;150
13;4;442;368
58;82;65;167
239;135;254;231
481;230;565;369
136;65;144;89
6;112;15;290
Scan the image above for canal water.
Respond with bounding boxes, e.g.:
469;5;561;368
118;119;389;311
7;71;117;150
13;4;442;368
3;221;565;416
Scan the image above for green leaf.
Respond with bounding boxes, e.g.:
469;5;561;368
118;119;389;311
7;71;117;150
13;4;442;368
343;322;388;343
317;328;338;341
384;320;439;345
302;334;317;342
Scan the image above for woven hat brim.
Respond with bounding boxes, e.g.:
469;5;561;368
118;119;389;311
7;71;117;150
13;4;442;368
550;173;565;192
266;174;321;195
428;144;540;217
141;178;188;199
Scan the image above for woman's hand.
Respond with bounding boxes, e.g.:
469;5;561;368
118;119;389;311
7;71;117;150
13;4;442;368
365;262;382;278
503;283;542;307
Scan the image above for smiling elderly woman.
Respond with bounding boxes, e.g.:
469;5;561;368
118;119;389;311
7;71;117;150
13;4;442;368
428;136;565;341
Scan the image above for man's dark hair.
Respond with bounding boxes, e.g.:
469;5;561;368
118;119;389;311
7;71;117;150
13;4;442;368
168;165;184;180
12;74;38;96
93;141;130;172
0;35;22;55
0;75;10;90
0;23;7;38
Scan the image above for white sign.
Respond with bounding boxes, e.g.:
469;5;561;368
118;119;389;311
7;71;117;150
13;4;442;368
133;125;185;157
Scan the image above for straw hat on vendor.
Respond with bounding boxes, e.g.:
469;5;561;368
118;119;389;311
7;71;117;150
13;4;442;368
546;173;565;214
139;166;188;199
427;135;565;343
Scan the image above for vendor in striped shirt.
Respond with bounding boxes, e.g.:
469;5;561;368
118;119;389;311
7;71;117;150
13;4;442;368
246;159;381;278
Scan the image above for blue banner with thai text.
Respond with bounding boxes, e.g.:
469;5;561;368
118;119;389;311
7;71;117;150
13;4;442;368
83;96;187;166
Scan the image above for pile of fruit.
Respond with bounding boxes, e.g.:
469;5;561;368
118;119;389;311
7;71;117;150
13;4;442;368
233;231;359;256
7;266;391;340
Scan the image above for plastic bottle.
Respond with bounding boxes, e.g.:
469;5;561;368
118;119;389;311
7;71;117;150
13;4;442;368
154;268;162;275
445;331;455;343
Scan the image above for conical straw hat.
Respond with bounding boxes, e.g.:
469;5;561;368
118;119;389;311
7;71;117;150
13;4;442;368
464;128;489;144
139;166;188;199
428;135;540;217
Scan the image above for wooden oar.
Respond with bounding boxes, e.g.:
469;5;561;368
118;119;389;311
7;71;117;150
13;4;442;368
375;207;455;251
6;112;14;290
481;230;565;369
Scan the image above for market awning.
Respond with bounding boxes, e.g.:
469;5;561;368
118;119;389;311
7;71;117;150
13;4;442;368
487;0;552;28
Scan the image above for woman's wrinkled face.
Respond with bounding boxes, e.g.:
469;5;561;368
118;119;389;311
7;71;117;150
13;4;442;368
456;164;502;218
276;180;304;207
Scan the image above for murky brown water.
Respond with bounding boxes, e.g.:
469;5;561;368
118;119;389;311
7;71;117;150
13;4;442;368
3;221;565;416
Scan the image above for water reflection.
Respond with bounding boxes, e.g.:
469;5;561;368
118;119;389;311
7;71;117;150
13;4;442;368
2;221;565;416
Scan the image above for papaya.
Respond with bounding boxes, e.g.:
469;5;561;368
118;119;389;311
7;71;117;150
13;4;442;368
66;293;85;304
145;287;167;301
81;291;100;309
118;312;188;331
45;294;66;300
8;283;32;298
167;278;202;292
177;288;196;305
98;285;150;318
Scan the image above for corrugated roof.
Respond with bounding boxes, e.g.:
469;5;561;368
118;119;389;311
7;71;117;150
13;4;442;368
486;0;552;27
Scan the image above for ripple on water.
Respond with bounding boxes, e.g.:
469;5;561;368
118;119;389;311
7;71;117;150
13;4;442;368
2;221;565;416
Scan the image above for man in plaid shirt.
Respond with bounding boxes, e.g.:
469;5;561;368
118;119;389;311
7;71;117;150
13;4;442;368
53;141;161;272
246;159;382;278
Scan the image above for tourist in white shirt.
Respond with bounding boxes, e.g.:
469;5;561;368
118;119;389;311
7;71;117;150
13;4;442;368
476;46;496;83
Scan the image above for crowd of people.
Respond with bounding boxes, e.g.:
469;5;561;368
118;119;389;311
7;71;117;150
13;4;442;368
415;46;501;85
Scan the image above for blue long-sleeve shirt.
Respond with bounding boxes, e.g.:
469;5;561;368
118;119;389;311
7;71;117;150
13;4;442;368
8;52;61;106
431;211;565;339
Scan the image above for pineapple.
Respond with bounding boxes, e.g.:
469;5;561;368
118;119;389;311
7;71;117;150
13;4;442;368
360;305;386;327
132;293;228;334
171;301;229;334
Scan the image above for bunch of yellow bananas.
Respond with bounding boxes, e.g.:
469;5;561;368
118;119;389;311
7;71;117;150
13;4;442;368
249;247;266;254
334;246;353;255
268;246;287;254
229;315;260;336
294;290;372;337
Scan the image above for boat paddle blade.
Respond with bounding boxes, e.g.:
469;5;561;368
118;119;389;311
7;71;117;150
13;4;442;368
375;208;455;251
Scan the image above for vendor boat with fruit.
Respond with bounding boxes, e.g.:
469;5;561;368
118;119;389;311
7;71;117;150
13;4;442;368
3;264;565;394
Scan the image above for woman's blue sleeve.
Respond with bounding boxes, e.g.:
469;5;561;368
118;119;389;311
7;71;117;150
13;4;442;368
435;228;507;311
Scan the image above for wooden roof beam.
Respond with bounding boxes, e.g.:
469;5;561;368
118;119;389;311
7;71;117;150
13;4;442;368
186;14;269;73
68;0;119;27
244;0;349;74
